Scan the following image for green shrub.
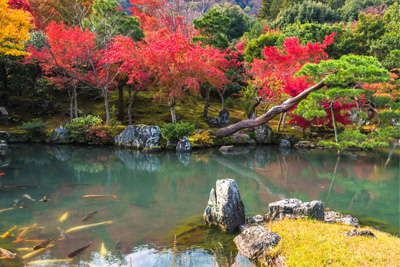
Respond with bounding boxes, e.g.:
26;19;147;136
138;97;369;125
225;97;235;108
189;131;214;148
18;118;47;141
161;122;195;142
65;115;106;144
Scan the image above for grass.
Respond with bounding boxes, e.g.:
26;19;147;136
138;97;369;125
265;219;400;267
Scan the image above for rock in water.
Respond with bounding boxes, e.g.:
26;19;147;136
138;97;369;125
115;125;160;150
233;226;280;261
267;199;324;221
203;179;245;232
219;108;229;125
279;139;291;148
176;136;191;152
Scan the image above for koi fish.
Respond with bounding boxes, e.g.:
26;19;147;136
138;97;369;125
82;195;116;199
4;186;25;189
13;238;46;243
19;202;29;209
1;225;17;239
81;210;97;222
13;199;20;207
0;164;8;167
67;242;92;258
0;173;5;176
0;247;16;259
100;242;107;257
27;259;73;265
66;221;113;234
62;184;89;186
16;248;34;252
59;211;69;223
22;245;53;260
39;195;50;202
23;194;35;201
0;207;14;213
17;223;37;239
58;227;72;240
33;238;54;250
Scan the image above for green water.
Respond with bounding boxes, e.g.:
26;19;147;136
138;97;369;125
0;145;399;266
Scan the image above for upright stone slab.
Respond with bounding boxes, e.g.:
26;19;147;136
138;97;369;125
204;179;245;232
176;136;191;152
219;108;230;125
115;125;160;150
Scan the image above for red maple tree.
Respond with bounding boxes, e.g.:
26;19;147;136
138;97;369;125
109;31;229;123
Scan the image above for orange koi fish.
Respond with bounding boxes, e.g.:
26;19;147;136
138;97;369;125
82;195;116;199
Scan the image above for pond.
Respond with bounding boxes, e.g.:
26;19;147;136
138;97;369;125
0;145;399;266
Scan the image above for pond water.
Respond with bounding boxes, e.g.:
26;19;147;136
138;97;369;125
0;144;399;266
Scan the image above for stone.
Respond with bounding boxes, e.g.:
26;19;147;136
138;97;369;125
267;199;324;221
324;211;360;227
176;136;191;152
0;131;28;143
203;179;245;232
0;107;9;116
165;140;178;150
254;124;272;144
219;145;233;152
209;117;220;128
280;139;291;148
0;140;8;150
0;107;9;125
344;229;375;238
219;108;229;125
115;125;160;150
253;214;265;224
232;133;255;145
233;226;280;261
50;126;69;143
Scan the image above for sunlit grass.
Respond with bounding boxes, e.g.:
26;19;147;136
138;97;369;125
266;219;400;267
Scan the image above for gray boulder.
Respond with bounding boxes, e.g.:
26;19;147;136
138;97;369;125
176;136;191;152
115;125;160;150
204;179;245;232
232;133;255;145
267;199;324;221
0;140;8;150
219;145;233;152
50;126;69;143
254;124;272;144
233;226;280;261
324;211;360;227
219;108;230;125
209;117;220;128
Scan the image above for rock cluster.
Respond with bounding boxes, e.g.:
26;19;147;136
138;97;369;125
267;198;324;221
344;229;375;237
324;211;360;227
115;125;160;150
203;179;245;232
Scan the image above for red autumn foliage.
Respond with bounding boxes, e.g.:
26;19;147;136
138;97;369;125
108;31;229;102
8;0;32;12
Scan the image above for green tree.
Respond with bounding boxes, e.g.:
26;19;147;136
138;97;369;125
244;30;283;63
193;8;230;49
294;55;390;143
221;5;253;41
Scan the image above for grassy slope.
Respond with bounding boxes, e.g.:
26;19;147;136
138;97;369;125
266;219;400;267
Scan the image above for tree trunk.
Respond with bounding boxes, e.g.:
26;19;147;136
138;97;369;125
104;90;111;124
277;113;283;132
73;84;78;118
203;87;210;118
212;77;327;137
69;90;73;121
249;97;262;119
330;101;338;143
220;92;224;109
0;61;9;106
128;90;138;125
169;97;177;124
118;80;125;120
282;112;287;128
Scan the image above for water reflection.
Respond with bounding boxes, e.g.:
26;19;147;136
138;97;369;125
0;145;398;266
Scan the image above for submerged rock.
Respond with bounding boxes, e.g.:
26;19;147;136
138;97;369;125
115;125;160;150
267;199;324;221
344;229;375;237
219;145;233;152
324;211;360;227
233;226;280;261
203;179;245;232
